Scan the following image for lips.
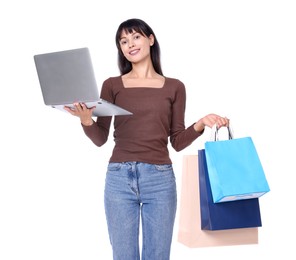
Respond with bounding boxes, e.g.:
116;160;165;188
129;49;140;55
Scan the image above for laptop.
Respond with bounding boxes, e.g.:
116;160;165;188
34;47;132;116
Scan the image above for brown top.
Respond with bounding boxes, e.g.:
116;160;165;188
82;76;203;164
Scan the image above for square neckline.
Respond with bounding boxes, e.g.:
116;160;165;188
120;76;167;89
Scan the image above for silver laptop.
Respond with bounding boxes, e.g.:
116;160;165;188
34;47;132;116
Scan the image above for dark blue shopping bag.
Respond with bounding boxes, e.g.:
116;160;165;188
198;149;262;230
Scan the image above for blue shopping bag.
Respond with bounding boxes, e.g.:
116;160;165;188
204;125;270;203
198;149;262;230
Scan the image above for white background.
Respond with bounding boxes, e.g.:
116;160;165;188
0;0;295;259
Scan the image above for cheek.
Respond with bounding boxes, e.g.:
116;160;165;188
120;47;129;57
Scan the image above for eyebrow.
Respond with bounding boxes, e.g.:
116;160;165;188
120;31;139;40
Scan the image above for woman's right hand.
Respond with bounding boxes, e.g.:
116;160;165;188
64;103;95;126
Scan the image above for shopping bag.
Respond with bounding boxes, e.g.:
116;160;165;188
198;149;262;230
177;155;258;247
204;125;270;203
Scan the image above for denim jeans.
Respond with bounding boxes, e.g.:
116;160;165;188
104;162;177;260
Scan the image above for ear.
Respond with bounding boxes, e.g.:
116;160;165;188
149;34;155;46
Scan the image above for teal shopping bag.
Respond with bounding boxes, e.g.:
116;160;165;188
204;125;270;203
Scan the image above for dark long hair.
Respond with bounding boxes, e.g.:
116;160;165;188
115;18;163;76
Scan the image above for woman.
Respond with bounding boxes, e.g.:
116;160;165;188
65;18;229;260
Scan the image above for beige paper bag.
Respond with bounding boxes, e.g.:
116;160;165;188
177;155;258;248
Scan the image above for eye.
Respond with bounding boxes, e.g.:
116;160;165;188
120;39;127;45
134;34;141;40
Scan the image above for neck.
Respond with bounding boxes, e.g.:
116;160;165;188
127;59;158;79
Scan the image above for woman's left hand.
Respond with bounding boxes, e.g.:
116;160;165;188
194;113;229;133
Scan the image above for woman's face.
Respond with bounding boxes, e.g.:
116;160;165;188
119;29;154;64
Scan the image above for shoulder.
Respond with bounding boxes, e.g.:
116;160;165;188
100;76;122;101
163;77;186;103
101;76;123;92
164;77;186;95
102;76;122;87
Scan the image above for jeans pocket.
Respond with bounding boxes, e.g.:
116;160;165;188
153;164;175;181
154;164;173;171
107;162;122;171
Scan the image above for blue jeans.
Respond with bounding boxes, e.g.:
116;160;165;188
104;162;177;260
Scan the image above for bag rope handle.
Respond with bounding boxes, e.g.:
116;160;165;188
210;123;234;141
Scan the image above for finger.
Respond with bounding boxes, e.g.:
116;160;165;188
64;106;72;114
221;117;229;127
64;106;78;116
74;103;83;112
216;117;226;128
80;103;88;111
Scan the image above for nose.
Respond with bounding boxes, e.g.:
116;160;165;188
128;40;135;48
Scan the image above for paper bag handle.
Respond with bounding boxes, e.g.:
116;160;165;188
210;123;234;141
